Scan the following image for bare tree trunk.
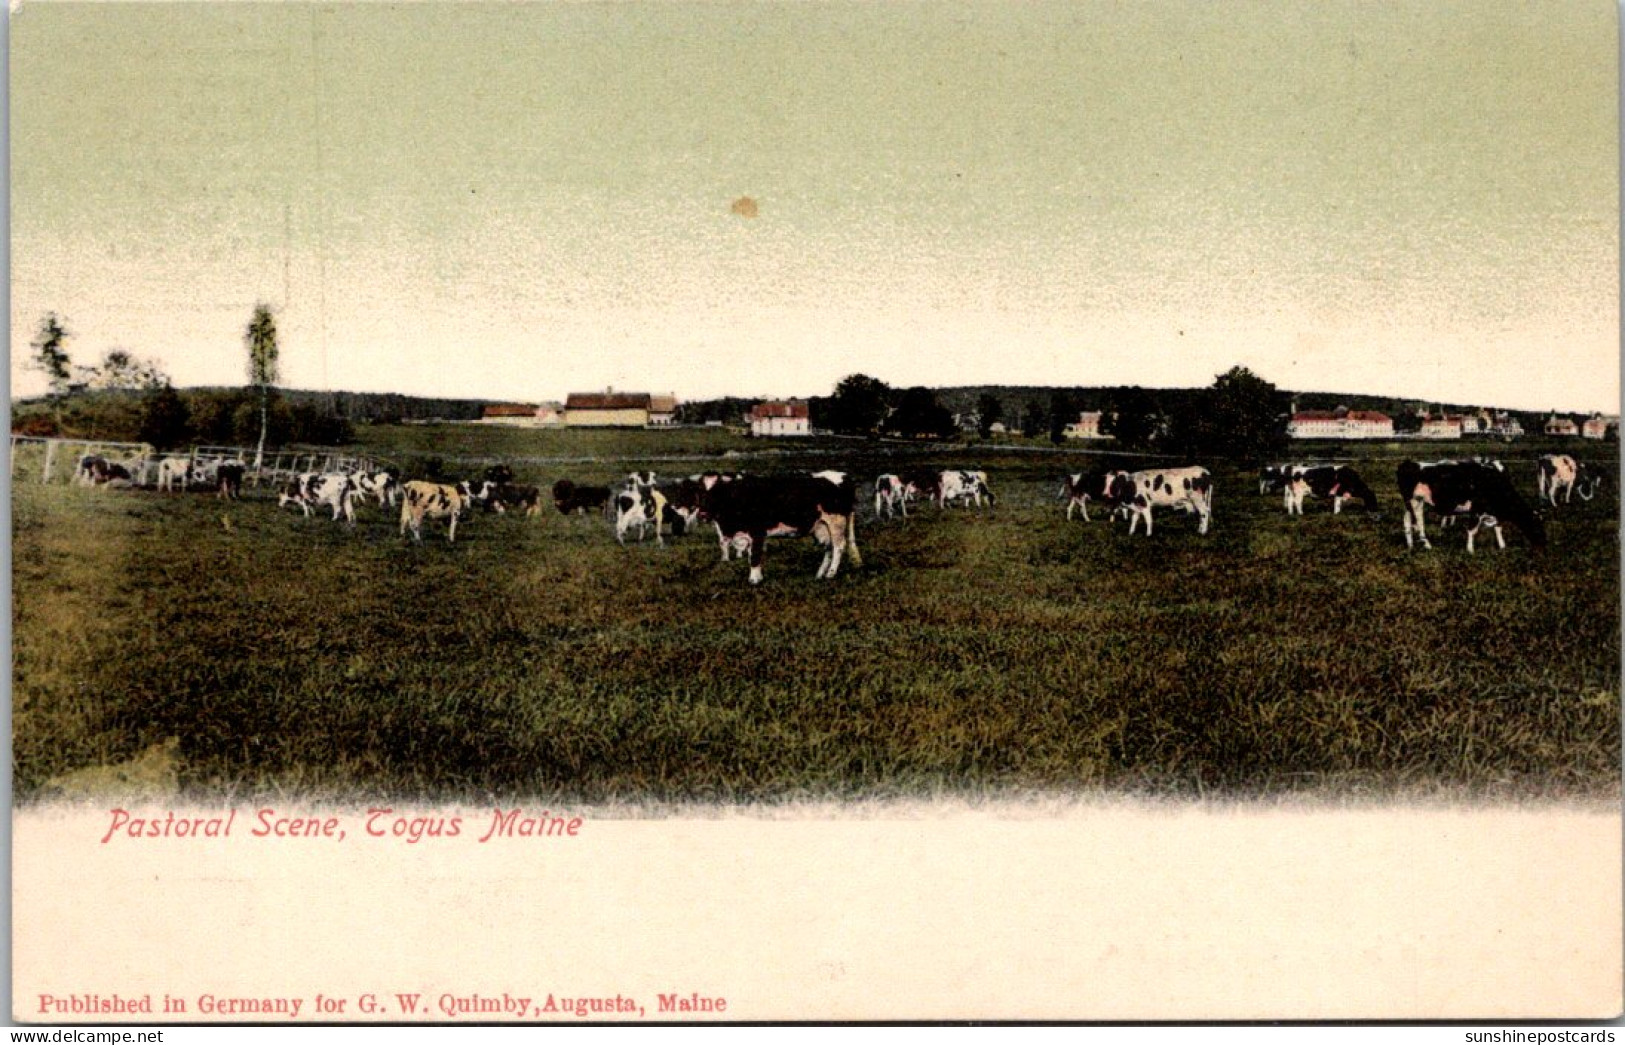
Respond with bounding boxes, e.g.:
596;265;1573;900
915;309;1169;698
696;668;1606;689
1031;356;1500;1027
254;389;268;471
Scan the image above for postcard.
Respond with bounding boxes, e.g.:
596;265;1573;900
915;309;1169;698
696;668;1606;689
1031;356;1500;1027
9;0;1621;1023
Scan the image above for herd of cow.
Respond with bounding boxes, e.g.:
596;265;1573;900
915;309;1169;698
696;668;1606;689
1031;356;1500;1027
73;449;1606;583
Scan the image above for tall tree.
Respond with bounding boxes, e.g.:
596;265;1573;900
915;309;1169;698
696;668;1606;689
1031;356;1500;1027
1048;390;1079;445
88;349;169;391
244;303;280;468
29;313;75;428
882;386;957;440
1101;386;1165;451
1168;366;1290;459
976;393;1003;438
817;373;892;436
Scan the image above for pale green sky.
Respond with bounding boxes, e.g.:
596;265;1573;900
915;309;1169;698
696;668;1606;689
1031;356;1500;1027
10;1;1619;409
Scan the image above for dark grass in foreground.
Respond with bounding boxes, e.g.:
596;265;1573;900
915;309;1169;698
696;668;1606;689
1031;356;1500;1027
11;440;1620;802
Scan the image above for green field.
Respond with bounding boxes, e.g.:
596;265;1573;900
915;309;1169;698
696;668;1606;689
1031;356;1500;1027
12;427;1620;803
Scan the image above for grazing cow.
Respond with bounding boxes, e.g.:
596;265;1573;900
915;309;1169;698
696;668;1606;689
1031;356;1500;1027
614;482;671;546
937;469;993;509
875;474;912;519
552;479;613;517
354;470;400;507
77;457;134;487
278;472;359;525
669;475;747;559
484;483;542;517
1536;455;1598;506
1062;468;1129;522
157;457;193;492
215;462;246;501
1282;465;1379;516
399;481;470;543
1109;466;1214;536
1397;460;1545;553
689;474;861;584
1258;464;1295;495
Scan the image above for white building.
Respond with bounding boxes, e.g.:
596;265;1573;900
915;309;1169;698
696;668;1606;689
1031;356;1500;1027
749;401;811;437
1288;407;1394;440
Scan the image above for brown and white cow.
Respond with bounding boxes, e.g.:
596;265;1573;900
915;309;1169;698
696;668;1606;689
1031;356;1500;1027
399;480;470;543
1536;454;1598;506
688;473;860;584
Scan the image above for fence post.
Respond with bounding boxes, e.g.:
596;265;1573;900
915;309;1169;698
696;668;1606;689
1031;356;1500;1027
42;440;56;484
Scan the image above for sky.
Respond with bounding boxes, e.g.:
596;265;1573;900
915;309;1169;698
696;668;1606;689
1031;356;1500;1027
9;1;1620;411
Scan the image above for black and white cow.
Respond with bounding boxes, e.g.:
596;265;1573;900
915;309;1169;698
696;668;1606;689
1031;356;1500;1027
215;462;246;501
157;456;192;492
938;470;994;508
689;474;861;584
1397;460;1545;553
399;481;471;543
552;479;613;517
1258;464;1294;495
1536;455;1598;506
669;474;749;559
355;470;400;507
614;482;671;546
874;474;910;519
484;483;542;516
279;472;360;525
1282;465;1379;516
76;456;133;487
1062;468;1128;522
1108;466;1214;536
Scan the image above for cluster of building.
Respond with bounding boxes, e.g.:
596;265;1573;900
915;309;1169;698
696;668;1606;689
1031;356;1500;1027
477;391;680;428
476;391;816;437
474;391;1618;443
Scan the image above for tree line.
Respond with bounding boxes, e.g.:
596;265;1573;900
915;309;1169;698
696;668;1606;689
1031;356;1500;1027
692;366;1296;458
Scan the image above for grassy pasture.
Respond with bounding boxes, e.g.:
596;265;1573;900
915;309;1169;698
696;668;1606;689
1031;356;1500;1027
11;429;1620;803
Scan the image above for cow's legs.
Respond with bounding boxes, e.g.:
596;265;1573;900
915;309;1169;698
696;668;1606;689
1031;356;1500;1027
746;530;768;585
447;512;458;543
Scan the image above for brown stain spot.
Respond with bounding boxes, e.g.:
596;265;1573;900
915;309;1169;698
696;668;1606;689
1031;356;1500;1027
730;196;759;219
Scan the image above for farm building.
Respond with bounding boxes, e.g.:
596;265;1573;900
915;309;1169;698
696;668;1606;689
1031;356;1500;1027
565;391;653;427
1418;414;1463;440
477;402;565;427
1287;407;1393;440
478;403;540;426
1582;413;1618;439
749;400;810;437
1488;412;1524;438
648;395;679;427
1063;411;1110;440
1545;414;1579;437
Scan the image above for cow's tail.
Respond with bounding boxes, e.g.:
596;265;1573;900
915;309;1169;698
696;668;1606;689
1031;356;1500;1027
846;511;862;567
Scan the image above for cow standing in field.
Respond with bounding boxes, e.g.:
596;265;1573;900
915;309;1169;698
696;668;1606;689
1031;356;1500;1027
614;482;671;546
355;471;399;507
1282;464;1379;516
938;469;994;508
157;457;192;492
1397;460;1545;553
552;479;613;518
278;472;360;525
400;480;471;543
669;475;749;560
1109;466;1214;536
874;474;912;519
1062;468;1129;522
484;483;543;517
1536;455;1598;506
688;473;860;584
215;462;246;501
